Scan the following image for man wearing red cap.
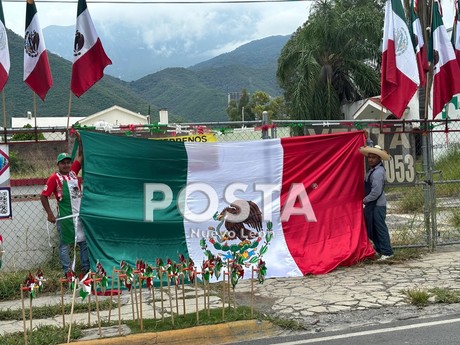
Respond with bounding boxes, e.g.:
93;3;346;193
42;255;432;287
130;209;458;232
40;131;89;275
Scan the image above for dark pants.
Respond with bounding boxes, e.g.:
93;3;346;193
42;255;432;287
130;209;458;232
364;204;394;256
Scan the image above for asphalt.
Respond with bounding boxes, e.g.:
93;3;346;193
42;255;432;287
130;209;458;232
2;245;460;344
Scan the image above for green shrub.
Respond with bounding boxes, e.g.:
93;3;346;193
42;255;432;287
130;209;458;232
404;288;430;307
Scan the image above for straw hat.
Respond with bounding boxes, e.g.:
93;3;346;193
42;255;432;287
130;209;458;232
359;145;390;161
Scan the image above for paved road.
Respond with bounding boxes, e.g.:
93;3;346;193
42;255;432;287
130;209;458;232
227;314;460;345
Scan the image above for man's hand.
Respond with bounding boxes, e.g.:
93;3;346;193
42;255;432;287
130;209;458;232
47;212;56;223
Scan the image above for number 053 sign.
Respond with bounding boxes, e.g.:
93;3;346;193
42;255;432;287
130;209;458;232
368;128;416;185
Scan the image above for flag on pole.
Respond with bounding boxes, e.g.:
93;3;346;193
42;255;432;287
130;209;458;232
430;0;460;118
23;0;53;101
452;0;460;65
410;0;429;87
381;0;420;118
71;0;112;98
0;0;10;92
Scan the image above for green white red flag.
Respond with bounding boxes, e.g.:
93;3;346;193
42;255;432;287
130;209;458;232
0;0;10;92
410;0;428;87
23;0;53;100
79;130;374;278
381;0;420;118
71;0;112;97
451;0;460;64
430;0;460;118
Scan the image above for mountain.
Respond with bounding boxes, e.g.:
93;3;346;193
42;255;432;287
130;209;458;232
44;23;239;82
129;36;289;121
2;29;289;124
190;35;289;71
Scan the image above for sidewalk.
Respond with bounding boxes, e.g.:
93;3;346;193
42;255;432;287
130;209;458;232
2;245;460;343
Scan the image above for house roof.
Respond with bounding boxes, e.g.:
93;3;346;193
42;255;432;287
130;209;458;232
11;117;85;128
353;97;392;120
78;105;147;125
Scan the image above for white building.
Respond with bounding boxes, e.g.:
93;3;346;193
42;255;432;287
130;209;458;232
11;105;150;139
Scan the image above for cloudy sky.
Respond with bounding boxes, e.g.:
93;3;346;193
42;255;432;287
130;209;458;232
3;0;312;55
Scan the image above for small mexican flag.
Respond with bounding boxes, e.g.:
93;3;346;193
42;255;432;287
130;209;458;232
79;272;92;301
430;0;460;118
0;0;10;92
71;0;111;97
23;0;53;100
381;0;420;117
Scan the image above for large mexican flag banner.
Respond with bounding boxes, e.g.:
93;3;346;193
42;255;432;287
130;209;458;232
79;131;374;278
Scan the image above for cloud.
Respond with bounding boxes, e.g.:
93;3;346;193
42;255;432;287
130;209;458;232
4;1;310;54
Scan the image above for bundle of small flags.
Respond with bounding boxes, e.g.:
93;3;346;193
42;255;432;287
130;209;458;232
120;260;134;291
144;265;154;289
23;269;45;299
187;258;196;283
230;258;244;289
96;261;108;293
79;272;93;301
66;270;76;290
156;258;165;279
165;258;181;286
201;258;215;282
257;259;267;284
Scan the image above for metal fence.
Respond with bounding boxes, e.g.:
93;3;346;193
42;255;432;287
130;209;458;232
1;118;459;271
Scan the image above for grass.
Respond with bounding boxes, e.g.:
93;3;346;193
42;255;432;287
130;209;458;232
0;266;64;301
434;144;460;181
125;306;254;333
449;210;460;228
392;187;425;213
404;288;430;307
0;325;83;345
0;299;117;321
429;287;460;303
365;247;426;264
404;287;460;307
0;306;257;345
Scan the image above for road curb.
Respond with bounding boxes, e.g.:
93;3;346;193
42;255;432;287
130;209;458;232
64;319;279;345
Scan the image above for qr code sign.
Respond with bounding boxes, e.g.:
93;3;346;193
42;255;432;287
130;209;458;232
0;188;11;218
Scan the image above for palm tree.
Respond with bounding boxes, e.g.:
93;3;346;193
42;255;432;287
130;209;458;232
277;0;385;120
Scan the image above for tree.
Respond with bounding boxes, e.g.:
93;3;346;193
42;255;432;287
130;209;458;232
249;91;271;119
226;89;287;121
226;99;240;121
226;89;255;121
277;0;384;120
11;124;46;141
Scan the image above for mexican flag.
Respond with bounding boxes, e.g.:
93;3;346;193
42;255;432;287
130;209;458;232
0;0;9;92
23;0;52;101
79;131;374;279
451;0;460;65
381;0;419;118
410;0;428;87
430;0;460;118
71;0;112;98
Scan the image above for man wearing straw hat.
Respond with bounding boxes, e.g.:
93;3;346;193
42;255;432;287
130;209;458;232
40;131;89;276
359;137;394;261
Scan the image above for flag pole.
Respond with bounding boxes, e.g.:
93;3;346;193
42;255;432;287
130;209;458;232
423;0;435;121
67;90;73;130
33;93;38;143
2;90;6;142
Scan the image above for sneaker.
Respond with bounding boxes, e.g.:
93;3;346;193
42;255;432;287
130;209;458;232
378;254;394;261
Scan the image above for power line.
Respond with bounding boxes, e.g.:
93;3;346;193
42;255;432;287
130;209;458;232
4;0;312;3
